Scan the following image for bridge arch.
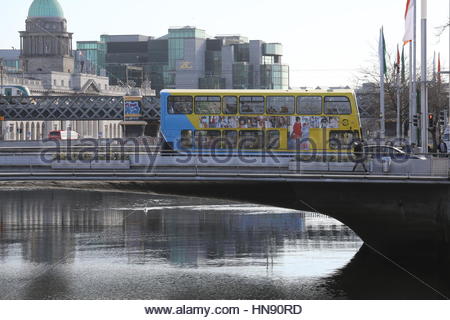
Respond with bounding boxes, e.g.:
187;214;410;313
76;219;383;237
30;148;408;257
127;180;450;259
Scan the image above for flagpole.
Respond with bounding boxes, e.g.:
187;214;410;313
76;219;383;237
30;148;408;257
397;67;401;141
396;45;401;140
413;0;418;145
409;42;414;145
420;0;428;151
380;28;386;143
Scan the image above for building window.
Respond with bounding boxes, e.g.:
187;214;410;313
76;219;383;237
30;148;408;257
267;96;294;115
297;96;322;115
325;96;352;115
195;96;221;114
223;96;238;114
168;96;193;114
239;96;264;114
61;80;64;86
53;80;57;86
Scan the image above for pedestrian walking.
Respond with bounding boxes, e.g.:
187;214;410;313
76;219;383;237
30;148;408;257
352;140;368;173
438;139;448;157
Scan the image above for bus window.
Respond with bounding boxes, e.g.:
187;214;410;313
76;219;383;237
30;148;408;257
329;130;359;150
297;96;322;115
223;130;238;149
195;96;221;114
267;96;294;115
168;96;193;114
324;96;352;115
239;96;264;114
181;130;193;149
223;96;238;114
195;130;221;149
266;130;280;149
239;131;264;149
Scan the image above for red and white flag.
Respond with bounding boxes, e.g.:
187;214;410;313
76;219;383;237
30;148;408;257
403;0;415;44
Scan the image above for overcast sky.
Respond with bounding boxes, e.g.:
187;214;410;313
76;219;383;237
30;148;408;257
1;0;449;88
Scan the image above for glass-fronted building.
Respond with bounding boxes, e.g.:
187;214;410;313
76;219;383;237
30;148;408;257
93;27;289;93
0;50;21;72
76;41;106;75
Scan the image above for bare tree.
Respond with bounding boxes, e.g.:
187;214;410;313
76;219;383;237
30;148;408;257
356;49;411;141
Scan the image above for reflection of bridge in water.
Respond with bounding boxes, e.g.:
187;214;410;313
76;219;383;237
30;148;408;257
0;152;449;260
0;189;359;267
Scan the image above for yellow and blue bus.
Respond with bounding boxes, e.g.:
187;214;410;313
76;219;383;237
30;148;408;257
160;89;362;154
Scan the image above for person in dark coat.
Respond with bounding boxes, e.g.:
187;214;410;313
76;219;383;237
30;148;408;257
352;140;368;172
438;139;448;157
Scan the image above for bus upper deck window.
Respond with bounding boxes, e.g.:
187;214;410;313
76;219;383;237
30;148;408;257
223;96;237;114
267;96;294;115
297;96;322;115
168;96;193;114
195;96;221;114
324;96;351;115
239;96;264;114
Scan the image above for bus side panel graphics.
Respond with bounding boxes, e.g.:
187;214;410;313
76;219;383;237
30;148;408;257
195;115;340;151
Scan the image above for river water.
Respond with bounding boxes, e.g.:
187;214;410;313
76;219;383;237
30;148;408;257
0;187;448;300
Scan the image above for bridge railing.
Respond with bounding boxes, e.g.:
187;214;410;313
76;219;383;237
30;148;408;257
0;142;447;178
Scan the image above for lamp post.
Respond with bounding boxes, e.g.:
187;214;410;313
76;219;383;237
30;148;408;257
0;58;4;96
420;0;428;151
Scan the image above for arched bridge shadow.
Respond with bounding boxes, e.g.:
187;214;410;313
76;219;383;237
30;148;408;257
114;180;450;260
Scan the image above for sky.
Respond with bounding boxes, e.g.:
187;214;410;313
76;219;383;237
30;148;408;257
1;0;449;88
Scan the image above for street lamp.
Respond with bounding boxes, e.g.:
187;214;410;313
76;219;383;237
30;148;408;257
0;58;4;96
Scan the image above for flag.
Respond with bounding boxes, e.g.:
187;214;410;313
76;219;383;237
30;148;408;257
403;0;415;44
401;46;406;83
379;27;387;77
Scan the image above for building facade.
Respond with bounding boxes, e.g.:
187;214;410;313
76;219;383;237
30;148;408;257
76;41;107;76
0;0;138;141
96;27;290;93
20;0;74;73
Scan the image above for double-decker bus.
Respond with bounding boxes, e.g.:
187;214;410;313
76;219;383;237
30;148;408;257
160;89;362;154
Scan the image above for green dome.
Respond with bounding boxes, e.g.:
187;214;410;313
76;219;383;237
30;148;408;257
28;0;64;18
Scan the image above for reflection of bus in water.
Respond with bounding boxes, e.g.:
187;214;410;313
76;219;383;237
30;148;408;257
0;85;31;97
160;89;362;154
48;130;80;141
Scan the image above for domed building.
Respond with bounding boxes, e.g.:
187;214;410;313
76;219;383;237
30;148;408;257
20;0;74;73
0;0;134;141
